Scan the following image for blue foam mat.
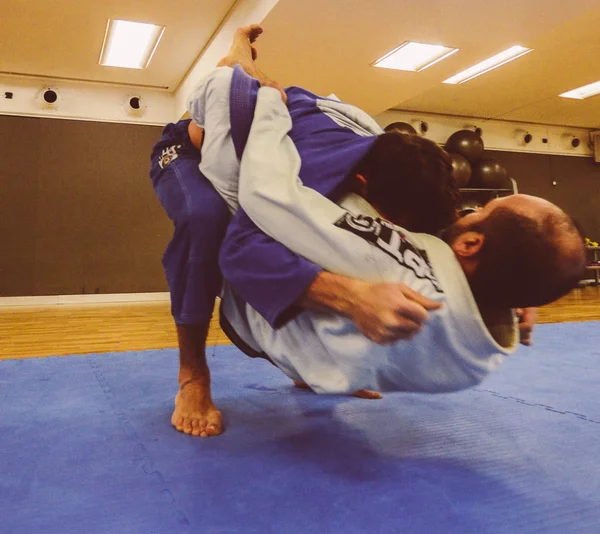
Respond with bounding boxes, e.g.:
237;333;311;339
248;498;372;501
1;322;599;534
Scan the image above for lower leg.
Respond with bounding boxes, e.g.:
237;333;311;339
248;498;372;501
172;323;223;437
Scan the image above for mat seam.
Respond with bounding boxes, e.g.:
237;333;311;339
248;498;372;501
86;358;191;528
474;388;600;425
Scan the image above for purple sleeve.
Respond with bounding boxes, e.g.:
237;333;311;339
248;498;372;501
222;66;375;328
219;207;322;329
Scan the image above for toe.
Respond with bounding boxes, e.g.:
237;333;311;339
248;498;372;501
172;416;184;431
182;417;193;434
206;423;221;437
191;419;202;437
206;410;223;436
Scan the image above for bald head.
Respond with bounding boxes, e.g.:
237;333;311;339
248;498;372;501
445;194;586;309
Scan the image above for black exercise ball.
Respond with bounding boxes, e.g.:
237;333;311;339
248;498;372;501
448;153;472;188
469;158;511;189
445;130;484;162
384;121;417;135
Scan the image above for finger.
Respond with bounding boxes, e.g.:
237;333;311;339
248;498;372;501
519;325;533;345
391;298;430;324
376;323;423;344
522;307;538;324
514;308;524;319
400;285;443;311
519;323;533;335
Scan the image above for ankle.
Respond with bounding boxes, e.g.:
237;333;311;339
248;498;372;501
179;371;209;385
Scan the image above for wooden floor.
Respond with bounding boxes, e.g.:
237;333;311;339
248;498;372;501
2;287;599;360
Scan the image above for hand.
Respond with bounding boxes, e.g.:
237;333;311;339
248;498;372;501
348;282;442;345
261;80;287;105
515;307;538;346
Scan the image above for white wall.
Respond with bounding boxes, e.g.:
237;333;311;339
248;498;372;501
1;71;596;161
376;109;595;158
0;75;174;126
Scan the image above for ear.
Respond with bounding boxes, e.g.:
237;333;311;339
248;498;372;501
453;231;485;258
354;173;368;197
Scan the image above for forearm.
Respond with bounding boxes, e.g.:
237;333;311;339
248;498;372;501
219;208;324;329
298;270;440;346
298;271;366;317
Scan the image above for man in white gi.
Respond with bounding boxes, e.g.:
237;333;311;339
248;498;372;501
187;26;585;396
224;87;585;393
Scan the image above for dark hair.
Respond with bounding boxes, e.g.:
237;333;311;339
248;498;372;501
352;132;460;234
467;207;586;308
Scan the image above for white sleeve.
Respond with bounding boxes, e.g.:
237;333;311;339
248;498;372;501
238;87;380;280
186;66;240;213
186;66;232;128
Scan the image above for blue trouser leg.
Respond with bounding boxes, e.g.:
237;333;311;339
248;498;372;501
152;156;230;325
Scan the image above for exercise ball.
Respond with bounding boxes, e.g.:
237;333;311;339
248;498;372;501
385;122;417;135
445;130;484;162
448;153;472;188
469;158;511;189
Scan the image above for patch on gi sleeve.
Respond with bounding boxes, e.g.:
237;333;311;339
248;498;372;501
158;144;182;169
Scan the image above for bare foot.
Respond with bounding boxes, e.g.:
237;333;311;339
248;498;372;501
352;389;382;400
171;379;223;437
217;24;263;76
293;380;382;400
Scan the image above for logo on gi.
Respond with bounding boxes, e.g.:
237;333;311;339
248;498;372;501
158;145;181;169
335;213;443;293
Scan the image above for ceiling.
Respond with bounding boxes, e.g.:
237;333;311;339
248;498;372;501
2;0;600;127
0;0;237;89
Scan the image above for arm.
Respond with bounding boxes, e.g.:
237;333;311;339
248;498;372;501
219;216;436;343
232;87;441;337
238;87;364;276
299;272;439;345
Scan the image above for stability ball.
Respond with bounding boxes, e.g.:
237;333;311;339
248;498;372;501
448;153;472;188
385;122;418;135
446;130;484;162
469;158;511;189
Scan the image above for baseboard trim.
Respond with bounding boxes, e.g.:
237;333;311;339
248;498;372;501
0;292;171;307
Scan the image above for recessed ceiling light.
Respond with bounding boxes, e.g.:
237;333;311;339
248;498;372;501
374;42;459;72
443;45;532;84
99;19;165;69
559;80;600;100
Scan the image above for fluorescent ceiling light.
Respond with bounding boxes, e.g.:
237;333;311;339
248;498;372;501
374;42;458;72
559;80;600;100
100;19;165;69
443;45;532;84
